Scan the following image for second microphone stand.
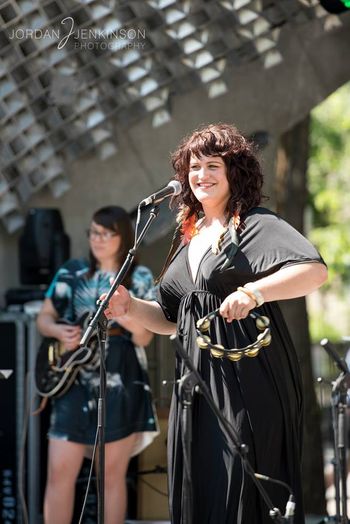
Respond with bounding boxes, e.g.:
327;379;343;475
79;204;160;524
320;339;350;524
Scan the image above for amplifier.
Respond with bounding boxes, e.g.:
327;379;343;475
0;313;42;524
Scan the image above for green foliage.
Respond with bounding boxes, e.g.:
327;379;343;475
310;225;350;283
308;82;350;284
309;312;342;343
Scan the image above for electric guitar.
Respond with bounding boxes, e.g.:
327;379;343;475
35;312;99;398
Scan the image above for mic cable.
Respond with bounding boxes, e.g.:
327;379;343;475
255;473;295;523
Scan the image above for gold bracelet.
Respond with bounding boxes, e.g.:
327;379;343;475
244;282;265;307
237;286;257;305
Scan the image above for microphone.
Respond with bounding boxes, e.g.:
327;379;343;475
139;180;181;207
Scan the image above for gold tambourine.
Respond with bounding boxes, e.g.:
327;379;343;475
196;308;271;361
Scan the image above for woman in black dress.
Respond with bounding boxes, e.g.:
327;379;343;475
104;123;328;524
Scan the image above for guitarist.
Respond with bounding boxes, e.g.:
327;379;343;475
36;206;159;524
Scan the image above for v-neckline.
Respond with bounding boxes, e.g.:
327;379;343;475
186;242;211;284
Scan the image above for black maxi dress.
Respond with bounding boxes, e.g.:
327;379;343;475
158;207;325;524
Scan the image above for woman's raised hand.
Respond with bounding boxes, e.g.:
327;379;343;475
101;284;131;320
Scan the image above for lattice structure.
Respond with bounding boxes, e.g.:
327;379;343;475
0;0;333;232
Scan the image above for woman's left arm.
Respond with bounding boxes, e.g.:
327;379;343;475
251;262;328;302
220;262;327;322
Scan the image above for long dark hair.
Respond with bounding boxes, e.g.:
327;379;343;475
88;206;137;288
157;123;266;281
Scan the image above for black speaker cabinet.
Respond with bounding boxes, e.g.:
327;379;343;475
19;208;70;286
0;313;42;524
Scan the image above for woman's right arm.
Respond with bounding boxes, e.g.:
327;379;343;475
36;298;82;349
36;298;60;337
104;285;176;336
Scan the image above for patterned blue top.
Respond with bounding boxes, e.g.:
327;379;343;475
46;258;156;323
45;258;159;450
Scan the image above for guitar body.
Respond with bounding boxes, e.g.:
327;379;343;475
35;313;99;398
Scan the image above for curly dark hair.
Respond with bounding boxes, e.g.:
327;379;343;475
171;122;265;220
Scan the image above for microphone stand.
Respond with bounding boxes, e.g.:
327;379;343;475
320;339;350;524
79;204;160;524
178;370;197;523
171;334;294;523
333;374;348;524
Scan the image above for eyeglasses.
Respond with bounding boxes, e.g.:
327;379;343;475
86;228;118;241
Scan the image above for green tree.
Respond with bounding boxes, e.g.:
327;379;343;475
275;117;326;514
308;82;350;286
271;82;350;516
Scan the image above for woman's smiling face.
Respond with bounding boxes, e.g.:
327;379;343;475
188;154;230;210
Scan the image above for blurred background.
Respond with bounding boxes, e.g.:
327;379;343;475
0;0;350;522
